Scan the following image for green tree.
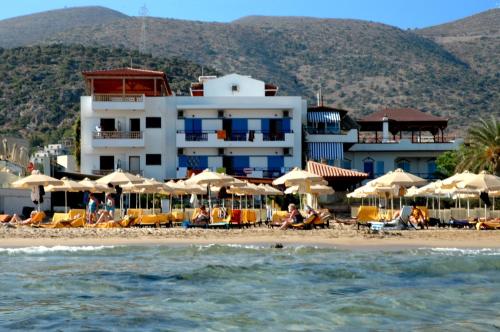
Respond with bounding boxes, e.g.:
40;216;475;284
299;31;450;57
435;150;458;177
456;116;500;175
73;115;81;167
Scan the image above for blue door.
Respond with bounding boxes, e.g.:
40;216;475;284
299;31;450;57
232;156;249;175
232;119;248;140
261;119;270;134
364;160;374;179
282;118;291;133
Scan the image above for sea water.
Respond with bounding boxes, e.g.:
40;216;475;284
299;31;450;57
1;245;500;331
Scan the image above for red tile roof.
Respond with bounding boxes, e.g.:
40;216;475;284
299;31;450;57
307;161;368;178
82;67;166;78
358;108;447;123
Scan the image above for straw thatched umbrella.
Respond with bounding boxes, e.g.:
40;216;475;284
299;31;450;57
45;177;91;213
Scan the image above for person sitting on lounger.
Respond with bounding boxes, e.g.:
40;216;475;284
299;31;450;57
410;204;426;229
192;205;210;225
280;203;303;230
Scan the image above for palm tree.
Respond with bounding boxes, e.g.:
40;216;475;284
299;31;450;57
456;116;500;175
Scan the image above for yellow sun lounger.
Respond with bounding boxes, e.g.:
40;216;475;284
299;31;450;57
211;207;231;223
356;206;380;229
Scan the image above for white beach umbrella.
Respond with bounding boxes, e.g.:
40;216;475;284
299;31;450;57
95;168;144;185
185;169;235;211
45;177;91;213
12;170;64;211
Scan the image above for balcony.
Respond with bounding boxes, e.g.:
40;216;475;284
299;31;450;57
306;128;358;143
217;167;293;178
92;94;145;111
176;130;294;148
92;131;145;148
350;137;464;152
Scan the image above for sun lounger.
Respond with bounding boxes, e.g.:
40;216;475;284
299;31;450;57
208;207;231;229
0;214;12;223
171;210;185;226
269;211;289;228
476;219;500;230
356;206;380;229
375;206;414;231
241;209;258;227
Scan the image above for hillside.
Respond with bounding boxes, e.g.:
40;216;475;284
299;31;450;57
417;9;500;74
0;7;498;136
0;6;126;48
0;44;217;145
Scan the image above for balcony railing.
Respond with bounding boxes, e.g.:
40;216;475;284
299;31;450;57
177;130;293;142
225;167;292;178
359;136;456;144
93;131;143;139
92;169;143;176
93;94;144;102
305;128;341;135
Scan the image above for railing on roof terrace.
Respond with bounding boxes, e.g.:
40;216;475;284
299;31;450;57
359;136;456;144
92;131;143;139
93;94;144;102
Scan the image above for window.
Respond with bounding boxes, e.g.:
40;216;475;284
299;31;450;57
396;159;410;172
146;117;161;128
146;154;162;165
341;159;352;169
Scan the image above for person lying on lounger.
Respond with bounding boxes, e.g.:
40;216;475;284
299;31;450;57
9;211;43;225
280;203;304;230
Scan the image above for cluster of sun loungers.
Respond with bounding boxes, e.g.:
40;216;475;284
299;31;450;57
0;207;332;230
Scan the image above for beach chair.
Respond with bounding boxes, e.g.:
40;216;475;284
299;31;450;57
68;209;86;227
269;211;289;228
171;210;185;226
208;207;231;229
356;206;380;229
0;214;12;223
376;206;414;231
476;218;500;230
230;209;242;228
290;213;316;230
314;209;332;228
241;209;258;227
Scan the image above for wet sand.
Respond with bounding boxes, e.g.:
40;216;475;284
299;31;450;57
1;225;500;249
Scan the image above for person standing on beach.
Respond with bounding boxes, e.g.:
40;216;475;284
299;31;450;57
87;193;99;224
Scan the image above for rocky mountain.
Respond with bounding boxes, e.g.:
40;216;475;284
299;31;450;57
0;44;216;145
0;6;498;140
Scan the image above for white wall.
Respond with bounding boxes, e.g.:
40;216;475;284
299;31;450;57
0;188;51;215
204;74;265;97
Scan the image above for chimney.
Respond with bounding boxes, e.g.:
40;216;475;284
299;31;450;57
316;87;324;107
382;115;389;143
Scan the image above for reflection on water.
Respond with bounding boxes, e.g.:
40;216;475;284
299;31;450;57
1;245;500;331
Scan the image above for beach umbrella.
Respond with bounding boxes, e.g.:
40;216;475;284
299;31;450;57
272;167;325;187
440;170;474;189
45;177;91;213
95;168;144;185
12;170;64;211
185;169;235;211
79;177;109;192
458;171;500;219
371;169;427;187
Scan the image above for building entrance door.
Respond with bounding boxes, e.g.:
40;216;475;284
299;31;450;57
129;156;140;174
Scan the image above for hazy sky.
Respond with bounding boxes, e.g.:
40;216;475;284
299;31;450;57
1;0;497;29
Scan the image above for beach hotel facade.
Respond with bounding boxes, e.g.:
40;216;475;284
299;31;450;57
80;69;305;180
79;67;462;182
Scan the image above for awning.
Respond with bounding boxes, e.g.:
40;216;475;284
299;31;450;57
307;111;340;123
308;142;344;161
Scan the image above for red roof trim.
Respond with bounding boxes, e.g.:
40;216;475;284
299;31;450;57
82;67;166;77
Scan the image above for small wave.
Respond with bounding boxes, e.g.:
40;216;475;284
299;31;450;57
0;245;115;254
426;248;500;256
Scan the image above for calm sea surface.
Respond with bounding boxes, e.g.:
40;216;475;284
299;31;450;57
1;244;499;331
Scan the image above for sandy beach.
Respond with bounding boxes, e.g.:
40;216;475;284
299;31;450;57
1;225;500;249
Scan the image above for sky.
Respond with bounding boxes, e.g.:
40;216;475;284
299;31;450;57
0;0;498;29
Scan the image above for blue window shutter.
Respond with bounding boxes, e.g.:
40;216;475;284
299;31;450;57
184;119;193;133
232;156;249;169
193;119;202;132
200;156;208;169
282;118;291;132
376;161;384;176
261;119;270;133
232;119;248;133
268;156;284;171
179;155;188;168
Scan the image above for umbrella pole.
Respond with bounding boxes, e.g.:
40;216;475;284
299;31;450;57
65;191;68;214
232;193;234;210
467;198;470;218
181;194;184;210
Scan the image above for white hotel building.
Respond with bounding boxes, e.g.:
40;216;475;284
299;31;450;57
80;68;305;180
